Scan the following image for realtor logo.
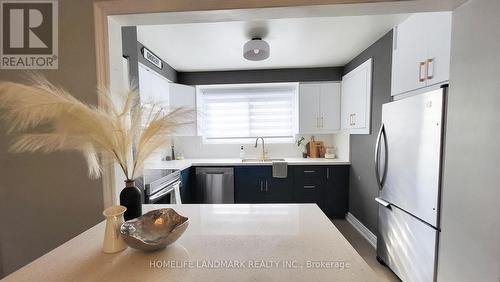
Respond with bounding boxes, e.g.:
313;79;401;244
0;0;58;69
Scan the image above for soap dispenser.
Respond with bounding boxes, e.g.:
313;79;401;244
239;145;245;159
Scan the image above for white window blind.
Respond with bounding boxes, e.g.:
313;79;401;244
198;83;298;143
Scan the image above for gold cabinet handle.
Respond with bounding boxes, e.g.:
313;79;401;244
419;61;426;82
426;58;434;80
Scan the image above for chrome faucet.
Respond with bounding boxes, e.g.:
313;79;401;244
254;137;266;161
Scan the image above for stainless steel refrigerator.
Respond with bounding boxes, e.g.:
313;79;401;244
375;86;447;282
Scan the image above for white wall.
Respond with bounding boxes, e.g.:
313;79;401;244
107;16;133;206
438;0;500;281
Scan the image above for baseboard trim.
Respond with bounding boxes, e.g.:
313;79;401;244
345;212;377;249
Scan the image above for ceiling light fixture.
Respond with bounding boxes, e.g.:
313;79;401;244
243;38;269;61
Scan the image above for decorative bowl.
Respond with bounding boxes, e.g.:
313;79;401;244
120;208;189;251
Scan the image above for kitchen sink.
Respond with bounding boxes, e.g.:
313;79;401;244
241;158;286;162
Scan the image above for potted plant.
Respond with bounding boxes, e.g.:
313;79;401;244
0;75;192;220
296;136;307;158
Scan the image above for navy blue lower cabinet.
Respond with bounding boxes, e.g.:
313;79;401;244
293;166;326;209
180;167;195;203
293;165;349;218
234;166;268;203
264;168;294;203
324;165;349;218
234;166;293;203
234;165;349;218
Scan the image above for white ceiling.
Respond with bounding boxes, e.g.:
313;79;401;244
136;14;408;72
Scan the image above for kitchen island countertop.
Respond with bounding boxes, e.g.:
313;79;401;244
3;204;377;282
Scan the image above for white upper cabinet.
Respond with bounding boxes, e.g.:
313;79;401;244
341;58;372;134
138;63;170;105
299;83;320;133
169;83;197;136
320;83;341;132
391;14;428;95
391;12;452;96
299;82;341;134
139;64;196;136
425;12;452;86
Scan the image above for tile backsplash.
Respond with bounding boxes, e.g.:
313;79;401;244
149;133;350;161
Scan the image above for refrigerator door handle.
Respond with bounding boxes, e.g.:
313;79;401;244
375;197;391;208
375;124;384;189
381;126;388;186
375;124;389;189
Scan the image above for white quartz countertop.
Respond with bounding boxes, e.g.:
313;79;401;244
144;158;350;171
4;204;377;282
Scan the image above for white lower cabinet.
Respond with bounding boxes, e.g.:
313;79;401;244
341;58;372;134
299;82;341;134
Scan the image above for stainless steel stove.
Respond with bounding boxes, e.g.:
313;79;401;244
135;169;181;204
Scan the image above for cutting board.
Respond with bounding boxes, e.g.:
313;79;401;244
307;141;325;158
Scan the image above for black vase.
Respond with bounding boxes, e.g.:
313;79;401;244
120;180;142;221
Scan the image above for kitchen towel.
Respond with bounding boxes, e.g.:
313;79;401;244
170;182;182;204
272;161;288;178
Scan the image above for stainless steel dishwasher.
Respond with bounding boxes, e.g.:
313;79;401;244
195;167;234;203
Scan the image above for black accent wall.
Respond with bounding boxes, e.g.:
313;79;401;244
121;26;139;84
121;26;177;84
177;67;343;85
137;41;177;82
343;30;393;234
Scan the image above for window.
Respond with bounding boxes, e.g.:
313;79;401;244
197;83;298;143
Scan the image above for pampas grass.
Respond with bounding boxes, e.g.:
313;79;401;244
0;74;192;180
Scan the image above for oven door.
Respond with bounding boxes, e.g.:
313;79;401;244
146;181;182;204
147;187;171;204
